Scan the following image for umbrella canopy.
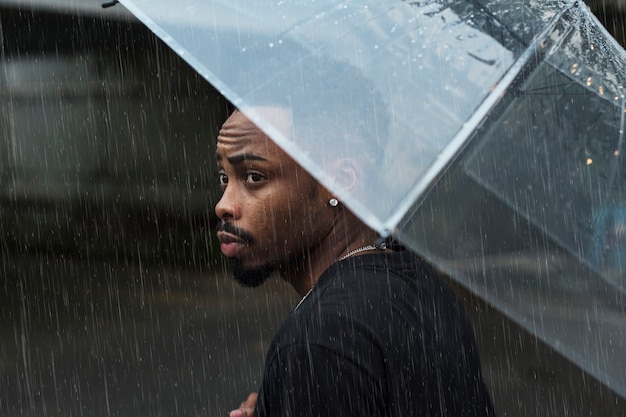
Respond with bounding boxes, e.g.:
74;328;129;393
117;0;626;399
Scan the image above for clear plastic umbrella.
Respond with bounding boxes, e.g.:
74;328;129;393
117;0;626;399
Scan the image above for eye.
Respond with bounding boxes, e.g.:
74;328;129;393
246;172;265;184
218;172;228;187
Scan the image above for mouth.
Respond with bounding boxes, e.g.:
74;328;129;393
216;231;248;257
215;222;255;258
217;231;243;244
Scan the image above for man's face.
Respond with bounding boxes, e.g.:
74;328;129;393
215;109;334;286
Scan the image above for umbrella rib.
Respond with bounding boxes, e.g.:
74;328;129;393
521;82;579;92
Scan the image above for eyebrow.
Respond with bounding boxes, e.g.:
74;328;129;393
215;151;267;164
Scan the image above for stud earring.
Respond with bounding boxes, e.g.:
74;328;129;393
329;198;339;207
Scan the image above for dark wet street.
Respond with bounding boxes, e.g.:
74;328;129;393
0;253;296;417
2;252;624;417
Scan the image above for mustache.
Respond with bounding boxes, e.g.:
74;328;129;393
215;221;254;244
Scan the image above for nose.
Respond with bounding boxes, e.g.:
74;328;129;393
215;184;240;221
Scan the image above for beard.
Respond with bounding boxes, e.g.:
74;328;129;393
231;258;276;287
216;221;274;287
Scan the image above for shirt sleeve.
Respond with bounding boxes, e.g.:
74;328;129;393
254;342;387;417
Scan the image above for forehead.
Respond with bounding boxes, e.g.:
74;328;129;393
217;108;292;160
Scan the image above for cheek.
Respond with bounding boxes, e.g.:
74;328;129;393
253;178;324;230
263;195;312;235
248;194;296;237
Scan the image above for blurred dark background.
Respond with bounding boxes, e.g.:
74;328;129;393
588;0;626;44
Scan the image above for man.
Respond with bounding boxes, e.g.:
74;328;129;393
215;102;496;416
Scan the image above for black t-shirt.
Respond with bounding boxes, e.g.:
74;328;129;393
254;251;495;417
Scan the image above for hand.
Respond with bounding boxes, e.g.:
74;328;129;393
229;392;257;417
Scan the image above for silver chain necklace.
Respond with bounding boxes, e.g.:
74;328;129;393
294;287;314;310
294;242;387;310
337;244;379;261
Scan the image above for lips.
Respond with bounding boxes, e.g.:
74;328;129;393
217;231;247;257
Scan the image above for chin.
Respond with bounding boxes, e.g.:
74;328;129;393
231;258;276;288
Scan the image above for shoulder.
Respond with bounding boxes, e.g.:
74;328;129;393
324;250;460;317
260;251;495;417
271;251;460;352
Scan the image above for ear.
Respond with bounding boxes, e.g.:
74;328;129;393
327;158;361;194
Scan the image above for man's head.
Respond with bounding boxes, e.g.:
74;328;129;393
215;108;338;287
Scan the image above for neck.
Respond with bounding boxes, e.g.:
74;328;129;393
279;214;380;297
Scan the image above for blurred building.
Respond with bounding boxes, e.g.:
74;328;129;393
0;0;228;264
